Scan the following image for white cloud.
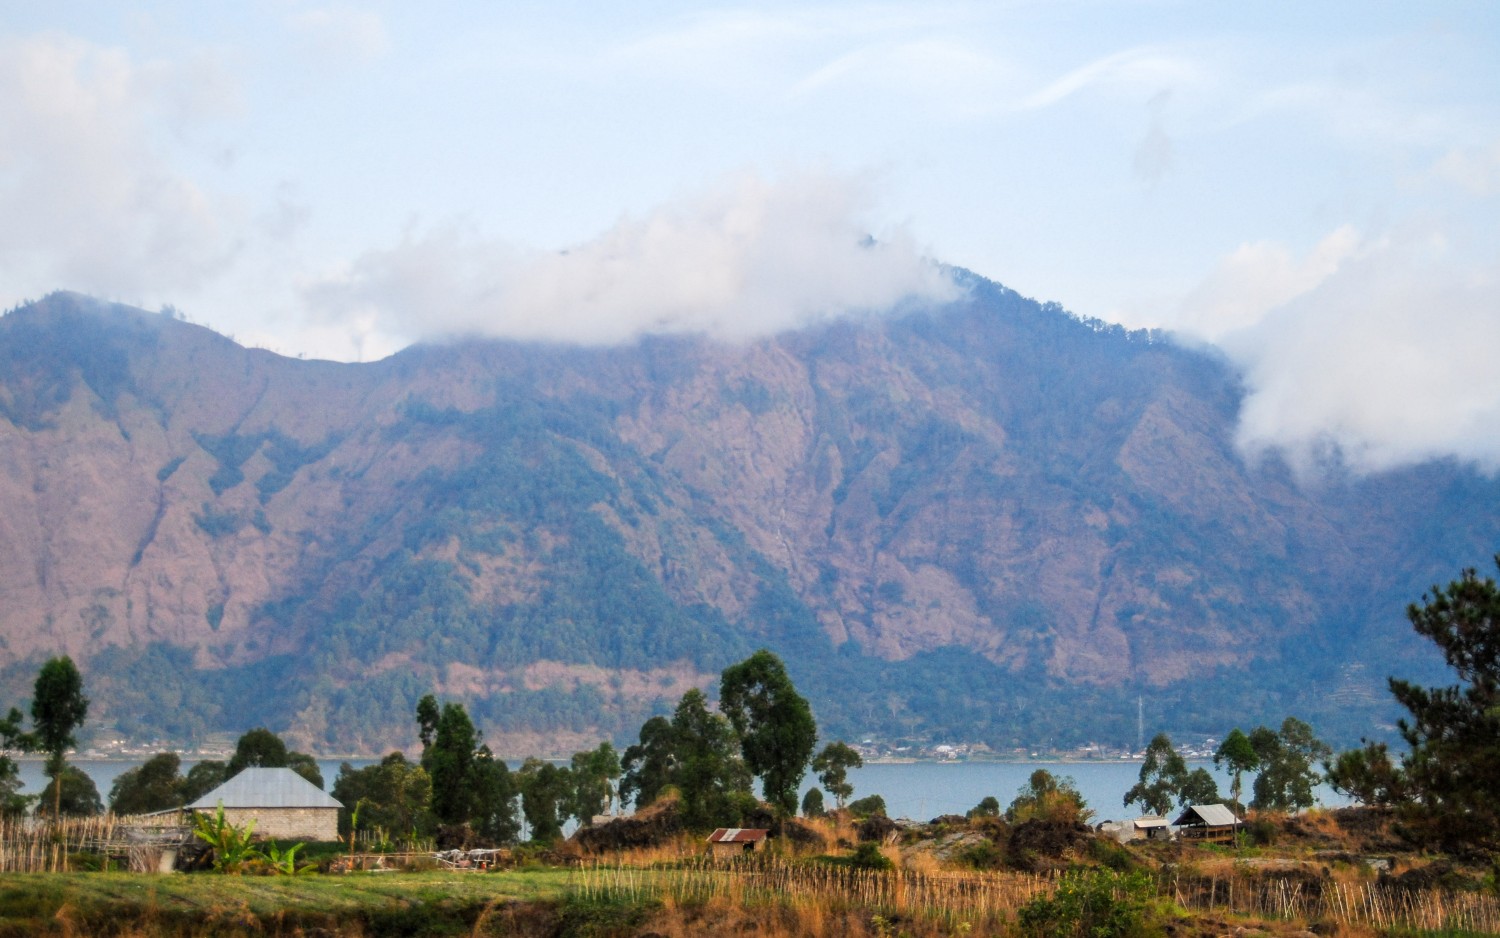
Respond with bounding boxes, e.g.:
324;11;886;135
285;6;390;63
0;34;240;302
1433;141;1500;196
1021;46;1200;110
303;170;958;349
1171;226;1366;342
791;38;1012;116
1170;228;1500;474
1132;89;1174;185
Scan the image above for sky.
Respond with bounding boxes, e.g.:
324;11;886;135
1;2;1498;474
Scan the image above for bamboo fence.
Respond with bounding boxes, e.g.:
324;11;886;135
1168;871;1500;934
573;857;1049;929
572;857;1500;934
0;815;196;873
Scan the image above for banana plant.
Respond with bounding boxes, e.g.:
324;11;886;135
347;798;363;857
192;802;264;873
265;841;310;875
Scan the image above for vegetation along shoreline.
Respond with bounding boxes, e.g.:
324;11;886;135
0;557;1495;935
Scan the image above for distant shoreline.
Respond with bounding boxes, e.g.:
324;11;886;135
45;753;1158;766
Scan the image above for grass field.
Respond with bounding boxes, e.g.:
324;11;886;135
0;869;589;937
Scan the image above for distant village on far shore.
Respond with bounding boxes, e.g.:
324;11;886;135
70;735;1233;765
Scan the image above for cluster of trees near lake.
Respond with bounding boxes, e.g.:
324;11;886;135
4;555;1499;860
98;648;866;847
1115;716;1331;818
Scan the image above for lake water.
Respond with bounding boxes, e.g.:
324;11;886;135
17;757;1348;818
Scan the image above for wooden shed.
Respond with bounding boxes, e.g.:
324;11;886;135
1172;804;1240;843
706;828;769;857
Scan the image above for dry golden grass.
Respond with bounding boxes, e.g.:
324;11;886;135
571;843;1500;938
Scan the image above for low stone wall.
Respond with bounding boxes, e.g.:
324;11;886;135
217;807;338;843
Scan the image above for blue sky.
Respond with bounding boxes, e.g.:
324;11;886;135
2;2;1498;471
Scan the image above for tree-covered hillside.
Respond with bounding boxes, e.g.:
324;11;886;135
0;282;1494;754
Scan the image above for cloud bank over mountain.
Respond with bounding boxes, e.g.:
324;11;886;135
303;171;958;346
0;7;1496;478
1156;225;1500;475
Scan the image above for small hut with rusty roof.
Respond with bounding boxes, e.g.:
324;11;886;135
706;827;769;857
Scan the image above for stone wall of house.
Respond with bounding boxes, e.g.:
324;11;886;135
217;807;339;842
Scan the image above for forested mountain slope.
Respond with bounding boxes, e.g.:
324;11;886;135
0;280;1494;754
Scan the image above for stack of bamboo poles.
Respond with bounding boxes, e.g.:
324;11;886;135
0;815;126;872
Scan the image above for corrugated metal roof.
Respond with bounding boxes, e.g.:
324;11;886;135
707;827;768;843
1173;804;1239;827
188;768;342;810
1134;816;1170;828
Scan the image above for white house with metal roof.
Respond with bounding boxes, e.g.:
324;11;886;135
188;767;342;842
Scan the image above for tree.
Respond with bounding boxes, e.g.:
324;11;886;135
332;753;432;840
228;728;288;773
110;752;186;815
568;742;621;824
228;728;323;788
1123;734;1185;816
517;757;571;843
1325;559;1500;848
181;761;229;803
0;708;31;817
1214;729;1259;810
416;696;481;825
812;741;863;809
286;752;325;790
619;691;754;830
471;747;521;845
720;650;817;817
1007;769;1091;825
1325;742;1405;807
1178;767;1221;808
669;689;754;830
1395;560;1500;846
801;787;825;818
421;699;480;825
416;695;441;748
31;656;88;821
413;695;517;841
1249;718;1329;812
38;765;102;817
620;716;675;810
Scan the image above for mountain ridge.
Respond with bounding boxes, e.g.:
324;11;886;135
0;281;1493;755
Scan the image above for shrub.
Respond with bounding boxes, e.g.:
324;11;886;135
1017;868;1157;938
1089;836;1141;872
848;794;887;819
1007;769;1092;826
968;795;1000;819
959;838;1006;870
849;841;893;871
1245;817;1278;846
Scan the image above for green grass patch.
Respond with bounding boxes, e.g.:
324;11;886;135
0;869;582;937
